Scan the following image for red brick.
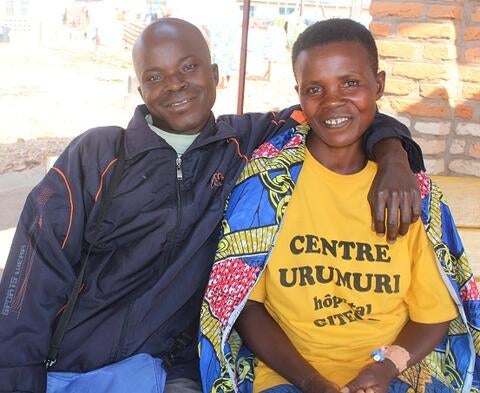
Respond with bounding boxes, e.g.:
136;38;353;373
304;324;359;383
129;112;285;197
377;40;417;59
370;2;424;18
370;22;391;37
468;143;480;159
472;7;480;22
384;79;417;95
398;23;456;40
420;83;450;99
392;62;450;80
464;27;480;41
455;104;474;120
390;98;450;118
423;44;457;60
428;5;463;20
465;48;480;63
462;84;480;100
460;66;480;83
415;137;446;155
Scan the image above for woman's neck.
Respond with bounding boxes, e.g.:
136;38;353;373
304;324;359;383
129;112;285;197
306;136;367;175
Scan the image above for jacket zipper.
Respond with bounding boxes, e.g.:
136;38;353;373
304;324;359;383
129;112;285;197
165;156;183;271
176;157;183;181
174;157;182;233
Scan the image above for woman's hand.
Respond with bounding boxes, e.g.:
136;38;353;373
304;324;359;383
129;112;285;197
300;372;342;393
340;360;397;393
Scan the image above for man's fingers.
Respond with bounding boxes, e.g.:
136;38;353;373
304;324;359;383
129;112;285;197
386;191;400;243
411;188;421;223
398;193;412;236
371;192;387;236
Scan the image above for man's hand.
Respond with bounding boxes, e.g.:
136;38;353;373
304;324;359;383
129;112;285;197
340;361;397;393
370;138;421;243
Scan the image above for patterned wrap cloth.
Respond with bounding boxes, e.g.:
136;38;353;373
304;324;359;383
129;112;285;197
199;123;480;393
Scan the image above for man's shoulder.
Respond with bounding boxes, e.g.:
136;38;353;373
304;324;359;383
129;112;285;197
68;125;124;155
69;105;145;155
216;104;301;125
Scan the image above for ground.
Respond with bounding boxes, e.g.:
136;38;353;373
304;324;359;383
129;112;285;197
0;35;297;172
0;33;298;271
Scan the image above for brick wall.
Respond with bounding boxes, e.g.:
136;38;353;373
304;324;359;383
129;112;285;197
370;0;480;176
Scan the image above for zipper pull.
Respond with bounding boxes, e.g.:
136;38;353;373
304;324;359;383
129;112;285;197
176;156;183;180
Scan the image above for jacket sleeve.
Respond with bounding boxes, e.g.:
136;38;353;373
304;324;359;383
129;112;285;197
364;111;426;173
0;133;105;392
218;105;303;156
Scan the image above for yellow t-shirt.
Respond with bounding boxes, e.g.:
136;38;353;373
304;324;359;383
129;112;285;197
249;149;458;392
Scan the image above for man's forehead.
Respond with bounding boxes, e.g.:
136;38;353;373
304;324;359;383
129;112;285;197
142;19;203;45
135;21;209;59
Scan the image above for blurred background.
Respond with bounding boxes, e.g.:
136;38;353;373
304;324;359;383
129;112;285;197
0;0;479;270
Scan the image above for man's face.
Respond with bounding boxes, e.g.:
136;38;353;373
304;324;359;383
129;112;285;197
135;29;219;134
294;41;385;150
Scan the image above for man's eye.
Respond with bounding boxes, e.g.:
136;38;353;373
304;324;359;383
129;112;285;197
183;64;197;72
146;74;162;82
344;80;359;87
306;86;322;94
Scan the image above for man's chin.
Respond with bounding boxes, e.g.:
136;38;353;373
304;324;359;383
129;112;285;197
166;122;205;135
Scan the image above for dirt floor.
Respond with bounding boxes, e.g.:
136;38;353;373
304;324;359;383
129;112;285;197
0;33;298;176
0;137;70;174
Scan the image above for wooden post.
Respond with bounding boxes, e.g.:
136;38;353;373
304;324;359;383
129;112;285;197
237;0;251;115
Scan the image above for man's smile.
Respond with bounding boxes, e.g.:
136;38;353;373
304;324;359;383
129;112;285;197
164;96;196;109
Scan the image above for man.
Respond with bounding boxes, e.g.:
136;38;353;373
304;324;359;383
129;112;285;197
0;18;423;393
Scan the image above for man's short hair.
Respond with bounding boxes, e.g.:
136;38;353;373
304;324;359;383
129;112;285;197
292;18;379;73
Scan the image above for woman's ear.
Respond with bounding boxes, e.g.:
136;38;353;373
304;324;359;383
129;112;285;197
375;70;386;100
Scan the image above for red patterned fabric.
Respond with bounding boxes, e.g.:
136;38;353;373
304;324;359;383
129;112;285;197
461;279;480;301
415;172;430;199
205;258;261;328
251;143;281;159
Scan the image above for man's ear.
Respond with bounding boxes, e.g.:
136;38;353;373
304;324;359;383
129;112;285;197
137;86;144;100
375;70;386;100
294;85;299;94
212;63;219;86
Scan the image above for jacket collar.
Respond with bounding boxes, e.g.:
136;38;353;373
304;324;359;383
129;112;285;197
124;105;237;160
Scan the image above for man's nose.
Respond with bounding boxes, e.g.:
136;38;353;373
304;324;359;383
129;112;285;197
165;74;187;92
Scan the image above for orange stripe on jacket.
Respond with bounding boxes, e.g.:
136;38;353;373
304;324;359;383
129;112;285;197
95;158;118;202
52;167;74;250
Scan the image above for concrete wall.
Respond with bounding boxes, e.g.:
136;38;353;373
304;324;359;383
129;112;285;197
370;0;480;176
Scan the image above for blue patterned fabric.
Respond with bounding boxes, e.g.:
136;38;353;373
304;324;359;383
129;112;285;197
199;125;480;393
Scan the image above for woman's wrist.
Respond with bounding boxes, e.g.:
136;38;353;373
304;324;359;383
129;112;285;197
372;345;411;374
381;358;399;380
299;371;337;393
